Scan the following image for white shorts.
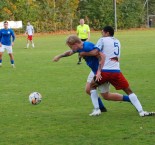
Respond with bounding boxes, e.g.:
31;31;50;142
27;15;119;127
87;71;110;93
0;45;13;54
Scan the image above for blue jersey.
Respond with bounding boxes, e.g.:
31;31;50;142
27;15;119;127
0;28;15;46
76;41;100;74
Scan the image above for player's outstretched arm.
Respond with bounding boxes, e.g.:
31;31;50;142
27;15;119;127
53;50;74;62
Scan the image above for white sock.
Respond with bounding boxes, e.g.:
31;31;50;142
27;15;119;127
90;90;99;109
27;43;29;48
129;93;143;112
32;43;34;48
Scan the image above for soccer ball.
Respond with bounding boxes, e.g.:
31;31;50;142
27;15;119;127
29;92;42;105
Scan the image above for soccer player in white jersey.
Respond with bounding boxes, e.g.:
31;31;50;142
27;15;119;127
0;21;15;68
88;26;155;117
25;22;34;48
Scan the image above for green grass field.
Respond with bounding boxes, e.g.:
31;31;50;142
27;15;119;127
0;30;155;145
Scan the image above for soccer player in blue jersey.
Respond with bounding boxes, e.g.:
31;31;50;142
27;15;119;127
0;21;15;68
53;35;133;116
53;35;107;113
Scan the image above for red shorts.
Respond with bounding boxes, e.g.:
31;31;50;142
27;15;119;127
97;72;129;90
27;35;33;41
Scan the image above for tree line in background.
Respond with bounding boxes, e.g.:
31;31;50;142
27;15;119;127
0;0;155;33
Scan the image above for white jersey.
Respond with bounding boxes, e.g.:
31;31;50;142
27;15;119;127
26;25;34;35
95;37;121;70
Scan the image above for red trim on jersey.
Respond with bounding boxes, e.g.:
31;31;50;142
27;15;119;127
97;72;129;90
27;35;33;40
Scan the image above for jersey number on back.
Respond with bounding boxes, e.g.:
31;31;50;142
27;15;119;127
114;42;119;56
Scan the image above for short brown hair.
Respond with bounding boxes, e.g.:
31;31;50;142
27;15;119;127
66;35;82;45
4;21;8;24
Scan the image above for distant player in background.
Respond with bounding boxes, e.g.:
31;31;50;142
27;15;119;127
25;22;34;48
149;19;152;28
76;19;90;64
0;21;15;68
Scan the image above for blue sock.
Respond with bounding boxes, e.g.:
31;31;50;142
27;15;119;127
11;60;14;64
0;59;2;63
98;97;105;109
123;95;130;102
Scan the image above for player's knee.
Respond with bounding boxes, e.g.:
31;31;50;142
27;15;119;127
123;87;133;95
90;82;97;90
85;83;91;95
85;87;90;95
101;92;110;100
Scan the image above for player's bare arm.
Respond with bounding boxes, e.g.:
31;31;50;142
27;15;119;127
53;50;74;62
96;52;105;81
89;52;105;90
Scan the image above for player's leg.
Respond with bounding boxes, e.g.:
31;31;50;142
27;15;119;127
123;87;155;116
86;71;107;112
98;82;130;102
9;53;15;68
89;72;111;116
110;72;154;117
86;82;107;112
123;87;143;111
77;53;82;64
31;40;35;48
101;92;130;102
89;77;102;116
26;39;29;48
26;36;30;48
30;36;34;48
0;52;3;67
109;72;144;115
0;45;5;66
7;46;15;68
